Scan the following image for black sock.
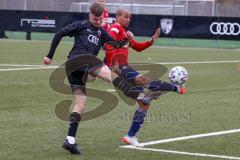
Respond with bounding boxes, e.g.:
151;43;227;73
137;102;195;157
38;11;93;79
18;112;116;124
68;112;81;137
113;76;142;100
149;80;176;92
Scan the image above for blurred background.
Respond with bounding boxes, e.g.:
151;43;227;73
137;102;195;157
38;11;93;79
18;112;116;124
0;0;240;48
0;0;239;17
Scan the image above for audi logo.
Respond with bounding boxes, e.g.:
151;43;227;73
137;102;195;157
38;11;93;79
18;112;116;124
210;22;240;36
88;35;99;45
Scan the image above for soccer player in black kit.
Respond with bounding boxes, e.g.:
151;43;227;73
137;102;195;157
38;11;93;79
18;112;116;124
43;2;156;154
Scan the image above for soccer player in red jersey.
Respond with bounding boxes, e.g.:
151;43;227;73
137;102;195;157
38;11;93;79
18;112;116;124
104;9;185;147
98;0;110;30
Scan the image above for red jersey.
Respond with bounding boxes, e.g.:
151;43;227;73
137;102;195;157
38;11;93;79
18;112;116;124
103;10;110;31
105;23;153;67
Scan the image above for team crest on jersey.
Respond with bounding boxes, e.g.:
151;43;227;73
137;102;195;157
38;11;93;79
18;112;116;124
160;18;173;35
98;30;102;36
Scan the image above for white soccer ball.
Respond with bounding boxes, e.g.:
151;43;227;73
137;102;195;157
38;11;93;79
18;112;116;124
168;66;188;85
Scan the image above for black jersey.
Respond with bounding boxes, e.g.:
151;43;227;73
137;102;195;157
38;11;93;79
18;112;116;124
46;20;114;59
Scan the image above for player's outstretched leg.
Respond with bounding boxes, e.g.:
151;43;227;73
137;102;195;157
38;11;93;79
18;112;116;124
148;80;186;94
112;76;162;105
93;65;156;104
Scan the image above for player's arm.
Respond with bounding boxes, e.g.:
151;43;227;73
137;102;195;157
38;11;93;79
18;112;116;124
130;28;160;52
43;22;80;65
130;39;153;52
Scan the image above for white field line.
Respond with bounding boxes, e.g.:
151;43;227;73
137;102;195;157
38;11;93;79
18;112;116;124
1;39;240;51
120;129;240;159
0;66;58;71
0;60;240;68
120;129;240;160
106;89;116;92
120;146;240;160
155;60;240;65
0;60;239;71
0;39;73;44
151;45;240;51
137;128;240;147
0;64;48;67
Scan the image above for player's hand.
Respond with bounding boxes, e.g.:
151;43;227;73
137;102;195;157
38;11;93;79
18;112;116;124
126;31;134;40
151;28;161;43
43;56;52;65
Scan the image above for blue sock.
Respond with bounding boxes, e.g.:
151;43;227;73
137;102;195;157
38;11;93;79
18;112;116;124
149;80;177;92
128;108;146;137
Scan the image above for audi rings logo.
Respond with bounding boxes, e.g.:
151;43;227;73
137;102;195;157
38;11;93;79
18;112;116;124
88;35;99;45
210;22;240;36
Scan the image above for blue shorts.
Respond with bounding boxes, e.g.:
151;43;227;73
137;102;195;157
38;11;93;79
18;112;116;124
118;65;144;92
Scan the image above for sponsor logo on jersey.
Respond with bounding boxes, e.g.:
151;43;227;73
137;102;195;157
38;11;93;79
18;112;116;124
88;35;99;45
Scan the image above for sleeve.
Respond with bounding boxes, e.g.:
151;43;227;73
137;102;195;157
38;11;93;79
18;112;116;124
46;22;81;59
130;39;153;52
108;24;119;40
101;28;115;43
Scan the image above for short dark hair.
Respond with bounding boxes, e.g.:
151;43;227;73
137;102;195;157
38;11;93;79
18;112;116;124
116;9;123;17
89;2;104;17
116;9;130;17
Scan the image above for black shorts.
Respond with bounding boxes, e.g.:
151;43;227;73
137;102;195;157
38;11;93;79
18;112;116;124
65;54;104;94
67;68;88;94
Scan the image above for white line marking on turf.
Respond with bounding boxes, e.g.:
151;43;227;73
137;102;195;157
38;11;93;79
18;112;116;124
139;128;240;146
120;129;240;159
0;60;240;67
0;39;74;44
120;146;240;160
0;64;47;67
106;89;116;92
151;45;240;51
155;60;240;65
0;60;239;71
0;66;58;71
